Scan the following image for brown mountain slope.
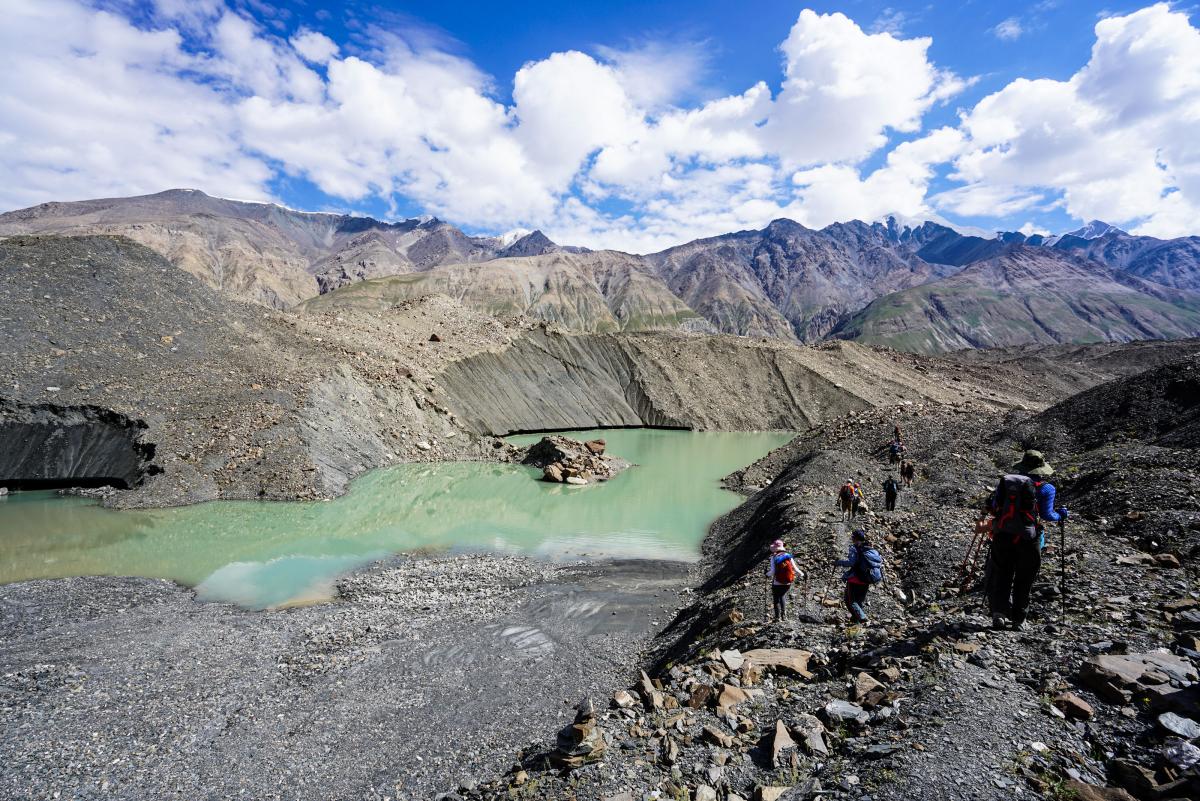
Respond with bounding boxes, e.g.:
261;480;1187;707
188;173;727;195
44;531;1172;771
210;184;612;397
0;190;529;308
832;246;1200;353
300;251;714;334
645;218;954;340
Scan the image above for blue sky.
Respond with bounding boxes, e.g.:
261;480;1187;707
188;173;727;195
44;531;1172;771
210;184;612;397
2;1;1198;250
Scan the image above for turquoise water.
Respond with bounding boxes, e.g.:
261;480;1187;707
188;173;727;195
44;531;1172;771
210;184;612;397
0;429;790;609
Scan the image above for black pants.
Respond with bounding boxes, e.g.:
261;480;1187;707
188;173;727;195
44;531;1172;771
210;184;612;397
885;492;897;511
989;536;1041;623
772;583;791;620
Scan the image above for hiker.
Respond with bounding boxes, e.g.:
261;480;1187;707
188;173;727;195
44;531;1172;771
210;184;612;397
765;539;799;622
888;439;905;465
901;460;915;487
852;480;866;518
883;473;900;512
893;424;903;443
986;450;1069;631
837;479;856;521
836;529;884;624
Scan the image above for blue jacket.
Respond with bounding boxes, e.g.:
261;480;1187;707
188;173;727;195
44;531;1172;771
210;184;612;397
1036;481;1064;523
1036;481;1066;549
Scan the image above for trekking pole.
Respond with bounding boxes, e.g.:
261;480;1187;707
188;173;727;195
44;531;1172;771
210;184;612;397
1059;519;1067;625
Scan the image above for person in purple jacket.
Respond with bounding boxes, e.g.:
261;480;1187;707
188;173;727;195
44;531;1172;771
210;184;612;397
988;450;1069;631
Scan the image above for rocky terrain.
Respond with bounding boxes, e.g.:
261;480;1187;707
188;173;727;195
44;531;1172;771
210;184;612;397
0;555;688;801
3;331;1197;800
457;344;1200;801
5;233;1125;509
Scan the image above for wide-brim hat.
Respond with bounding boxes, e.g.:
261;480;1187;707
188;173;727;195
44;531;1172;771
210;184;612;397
1013;449;1054;477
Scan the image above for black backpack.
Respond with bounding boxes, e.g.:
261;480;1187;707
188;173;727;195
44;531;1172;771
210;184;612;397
884;478;899;494
992;474;1038;542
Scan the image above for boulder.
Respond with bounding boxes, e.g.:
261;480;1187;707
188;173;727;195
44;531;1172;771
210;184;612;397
721;649;745;671
565;476;588;486
611;689;636;709
1079;651;1199;704
1158;711;1200;739
770;719;797;768
638;670;664;710
542;463;564;483
717;683;751;713
694;786;718;801
687;684;714;709
702;724;734;748
853;672;886;706
791;713;828;757
584;439;606;455
743;648;815;679
1062;781;1136;801
823;699;869;726
1053;692;1095;720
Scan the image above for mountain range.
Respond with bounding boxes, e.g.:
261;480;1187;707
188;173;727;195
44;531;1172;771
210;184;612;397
2;189;1199;353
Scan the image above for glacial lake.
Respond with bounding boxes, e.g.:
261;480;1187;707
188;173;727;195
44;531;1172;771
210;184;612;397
0;429;791;609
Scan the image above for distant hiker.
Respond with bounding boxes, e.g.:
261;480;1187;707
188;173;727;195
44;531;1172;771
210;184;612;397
893;424;903;443
838;480;856;521
900;460;915;487
852;480;867;517
986;450;1069;631
765;539;799;622
836;529;884;624
883;474;900;512
888;440;904;464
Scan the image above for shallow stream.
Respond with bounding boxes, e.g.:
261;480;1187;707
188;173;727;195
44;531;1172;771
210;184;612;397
0;429;790;608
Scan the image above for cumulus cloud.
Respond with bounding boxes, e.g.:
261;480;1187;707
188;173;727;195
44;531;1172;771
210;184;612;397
1;1;1196;250
763;10;966;167
942;3;1200;237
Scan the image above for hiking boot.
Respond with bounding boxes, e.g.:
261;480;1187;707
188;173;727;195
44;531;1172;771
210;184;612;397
1011;620;1026;632
991;615;1008;630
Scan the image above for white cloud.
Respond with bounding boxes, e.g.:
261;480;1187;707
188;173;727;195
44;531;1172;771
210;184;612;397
763;10;966;167
0;0;272;209
291;29;339;64
2;1;1196;251
993;17;1025;41
595;39;710;109
945;3;1200;237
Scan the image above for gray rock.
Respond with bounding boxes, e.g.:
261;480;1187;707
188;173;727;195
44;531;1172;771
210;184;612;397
1158;712;1200;739
823;699;869;726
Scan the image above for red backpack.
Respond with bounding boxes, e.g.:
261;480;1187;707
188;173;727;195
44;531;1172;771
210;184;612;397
773;554;796;584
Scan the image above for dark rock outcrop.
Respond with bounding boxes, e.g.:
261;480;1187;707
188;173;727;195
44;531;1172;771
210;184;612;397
0;400;157;489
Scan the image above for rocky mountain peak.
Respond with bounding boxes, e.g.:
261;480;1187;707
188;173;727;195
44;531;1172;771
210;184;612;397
1067;219;1124;240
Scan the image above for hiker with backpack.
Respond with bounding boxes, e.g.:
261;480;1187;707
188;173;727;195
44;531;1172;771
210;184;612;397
900;460;915;487
765;539;800;622
837;480;856;521
888;440;906;465
883;474;900;512
836;529;883;624
986;450;1069;631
